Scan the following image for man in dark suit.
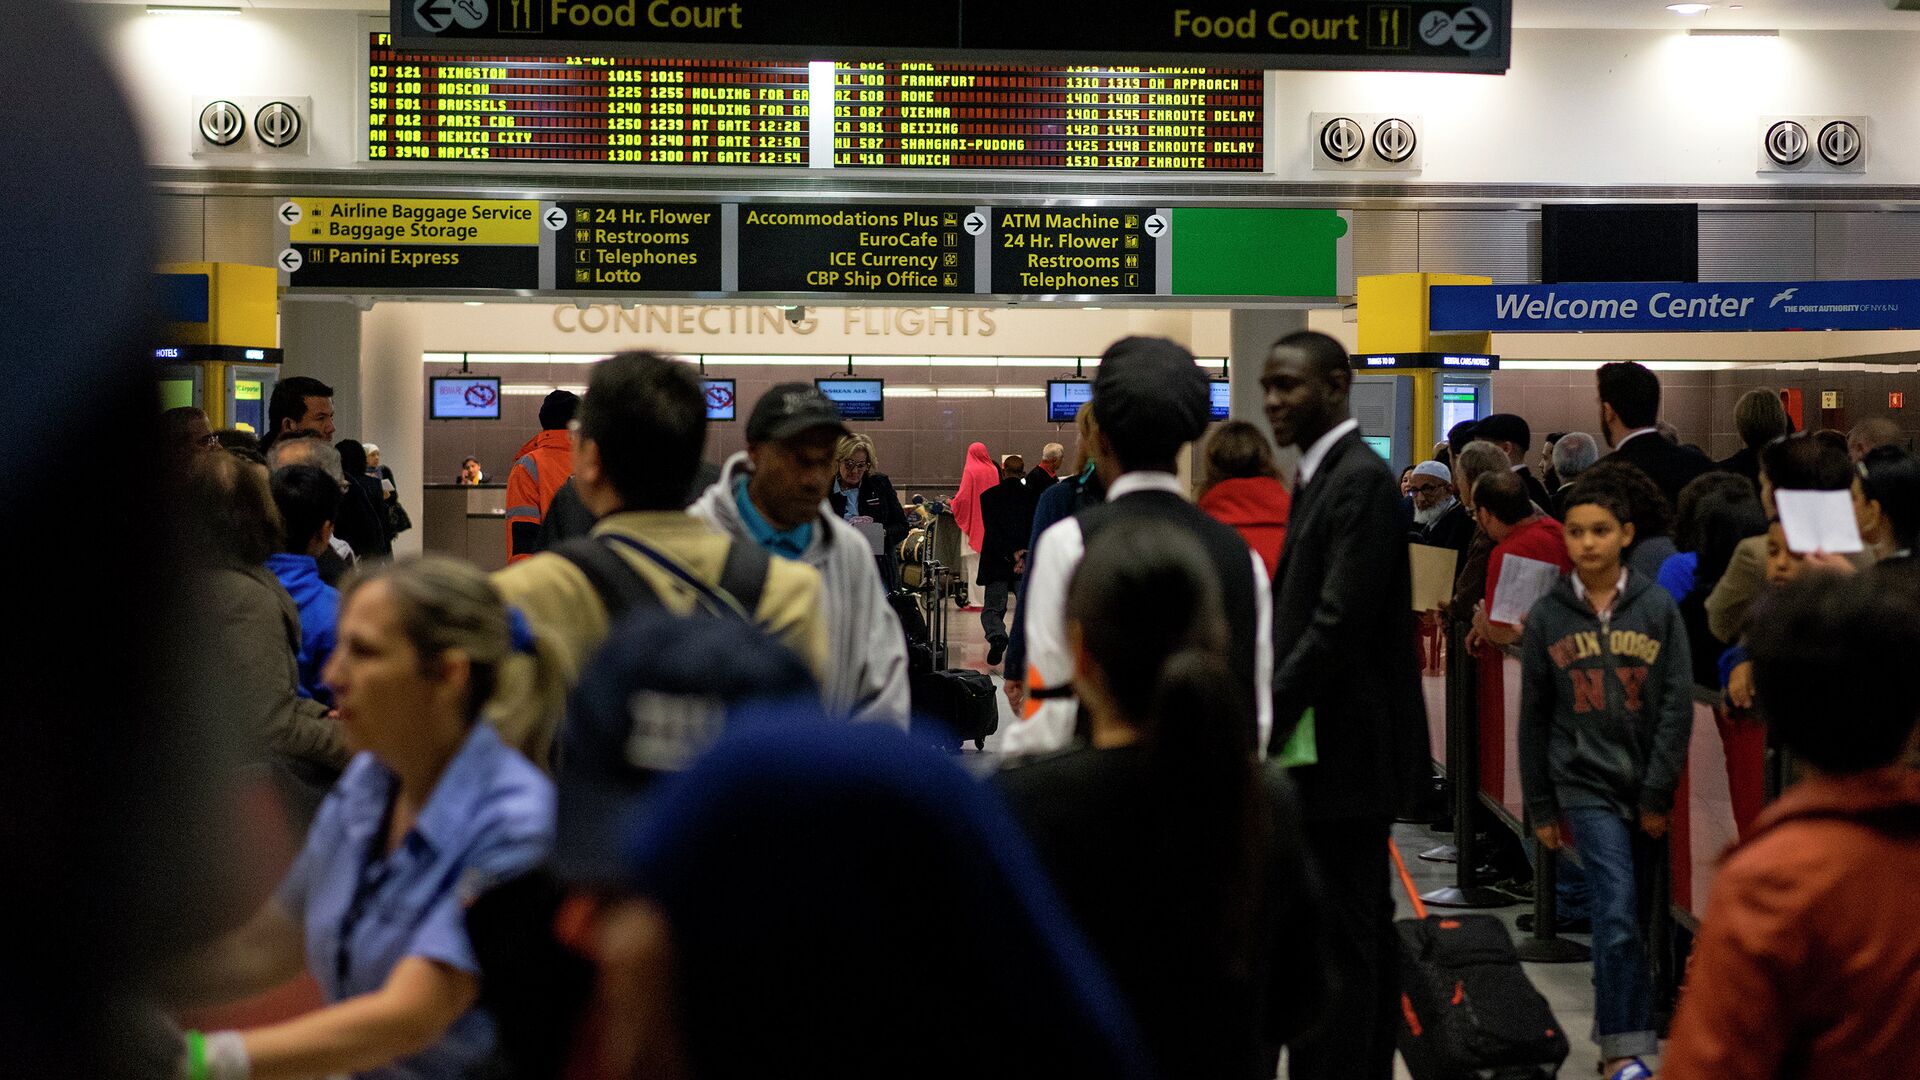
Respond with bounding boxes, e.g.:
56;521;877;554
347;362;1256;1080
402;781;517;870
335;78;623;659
1596;361;1714;506
1473;412;1556;515
1264;330;1433;1080
977;453;1037;666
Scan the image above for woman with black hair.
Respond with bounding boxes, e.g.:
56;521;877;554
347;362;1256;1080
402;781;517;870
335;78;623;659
1857;445;1920;564
998;527;1325;1080
334;439;393;561
1659;472;1769;688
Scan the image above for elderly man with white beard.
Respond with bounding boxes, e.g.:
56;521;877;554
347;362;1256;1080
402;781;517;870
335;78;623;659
1409;459;1472;555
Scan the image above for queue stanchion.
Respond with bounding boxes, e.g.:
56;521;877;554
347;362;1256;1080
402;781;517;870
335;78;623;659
1422;623;1516;909
1515;833;1589;963
1420;617;1465;862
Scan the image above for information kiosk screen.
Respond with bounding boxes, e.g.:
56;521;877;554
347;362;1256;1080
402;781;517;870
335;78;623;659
1209;379;1231;421
1047;380;1093;423
430;376;503;420
815;378;886;422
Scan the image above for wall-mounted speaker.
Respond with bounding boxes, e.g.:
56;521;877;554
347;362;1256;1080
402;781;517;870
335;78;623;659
1311;112;1424;172
1757;115;1867;174
192;96;311;157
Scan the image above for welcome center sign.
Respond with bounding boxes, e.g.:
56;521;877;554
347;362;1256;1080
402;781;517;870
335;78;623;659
1430;279;1920;333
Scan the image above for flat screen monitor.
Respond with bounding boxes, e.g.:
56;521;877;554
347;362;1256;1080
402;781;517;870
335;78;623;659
1208;379;1231;421
1046;379;1093;423
430;376;502;420
1440;381;1483;437
1541;204;1698;284
815;378;885;422
159;377;196;411
701;378;737;422
1363;435;1394;461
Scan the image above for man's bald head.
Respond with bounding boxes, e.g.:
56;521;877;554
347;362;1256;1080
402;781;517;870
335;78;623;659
1849;417;1904;463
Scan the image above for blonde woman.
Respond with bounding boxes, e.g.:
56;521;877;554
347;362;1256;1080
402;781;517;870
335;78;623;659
169;557;554;1080
829;433;910;586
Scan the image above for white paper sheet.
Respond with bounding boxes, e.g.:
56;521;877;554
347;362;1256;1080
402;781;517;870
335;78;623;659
1488;554;1561;625
1774;488;1865;554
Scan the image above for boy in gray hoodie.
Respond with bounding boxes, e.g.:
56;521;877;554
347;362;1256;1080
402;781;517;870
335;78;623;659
1520;486;1692;1080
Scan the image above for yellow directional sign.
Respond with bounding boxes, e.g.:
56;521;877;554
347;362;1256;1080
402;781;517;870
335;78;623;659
285;197;539;246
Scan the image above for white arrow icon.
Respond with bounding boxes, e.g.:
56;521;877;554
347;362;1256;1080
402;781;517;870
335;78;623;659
1144;214;1169;238
543;207;568;231
278;200;303;225
963;212;987;236
278;248;304;273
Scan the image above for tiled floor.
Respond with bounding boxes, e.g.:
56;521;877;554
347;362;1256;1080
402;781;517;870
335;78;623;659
939;593;1657;1079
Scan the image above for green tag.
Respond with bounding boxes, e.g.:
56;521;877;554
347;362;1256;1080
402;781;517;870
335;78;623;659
1275;707;1318;768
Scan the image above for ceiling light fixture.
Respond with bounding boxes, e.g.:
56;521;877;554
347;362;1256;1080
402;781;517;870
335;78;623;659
1666;3;1711;13
1688;27;1778;35
147;4;244;13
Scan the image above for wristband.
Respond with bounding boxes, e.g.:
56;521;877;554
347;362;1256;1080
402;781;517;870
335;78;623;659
204;1031;252;1080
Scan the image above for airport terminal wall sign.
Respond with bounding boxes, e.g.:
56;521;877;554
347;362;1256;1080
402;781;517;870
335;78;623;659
738;204;973;294
279;196;1349;300
395;0;1511;73
1431;279;1920;333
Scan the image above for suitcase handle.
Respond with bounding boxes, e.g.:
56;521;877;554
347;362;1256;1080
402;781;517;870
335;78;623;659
1389;838;1428;921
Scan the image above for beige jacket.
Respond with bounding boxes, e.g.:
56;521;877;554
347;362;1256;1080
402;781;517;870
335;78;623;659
489;510;829;767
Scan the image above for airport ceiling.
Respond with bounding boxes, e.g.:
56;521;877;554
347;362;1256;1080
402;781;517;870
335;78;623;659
82;0;1920;29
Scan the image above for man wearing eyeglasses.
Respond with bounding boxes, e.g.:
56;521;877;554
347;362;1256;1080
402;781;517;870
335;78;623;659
1409;459;1472;556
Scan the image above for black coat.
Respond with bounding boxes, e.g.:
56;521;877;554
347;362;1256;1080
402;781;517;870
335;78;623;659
1415;500;1474;556
1716;446;1762;491
1000;748;1327;1079
828;471;911;554
975;477;1037;586
1604;432;1715;508
1514;466;1556;519
1271;430;1432;821
1024;465;1062;500
334;474;392;560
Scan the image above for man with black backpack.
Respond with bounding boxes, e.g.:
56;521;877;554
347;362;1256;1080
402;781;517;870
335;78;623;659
490;351;829;769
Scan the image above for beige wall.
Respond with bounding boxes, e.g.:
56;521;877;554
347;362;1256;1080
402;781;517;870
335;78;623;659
367;301;1235;492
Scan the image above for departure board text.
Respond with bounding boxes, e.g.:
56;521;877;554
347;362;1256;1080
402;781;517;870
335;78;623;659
366;33;807;166
834;63;1261;170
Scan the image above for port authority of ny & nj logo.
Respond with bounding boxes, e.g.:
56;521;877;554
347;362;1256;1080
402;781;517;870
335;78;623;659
1429;279;1920;333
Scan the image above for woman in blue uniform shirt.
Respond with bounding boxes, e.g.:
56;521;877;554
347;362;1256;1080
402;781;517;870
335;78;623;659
171;557;555;1080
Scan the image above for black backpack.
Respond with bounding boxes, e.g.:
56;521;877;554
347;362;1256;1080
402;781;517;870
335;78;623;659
547;532;818;884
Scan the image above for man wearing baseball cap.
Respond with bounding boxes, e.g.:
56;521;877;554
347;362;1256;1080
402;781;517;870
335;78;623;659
691;383;910;728
1005;336;1274;759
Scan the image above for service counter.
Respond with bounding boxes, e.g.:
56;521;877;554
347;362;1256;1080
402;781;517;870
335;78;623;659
421;483;508;572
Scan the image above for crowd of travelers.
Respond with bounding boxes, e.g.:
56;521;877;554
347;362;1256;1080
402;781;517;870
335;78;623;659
131;341;1920;1080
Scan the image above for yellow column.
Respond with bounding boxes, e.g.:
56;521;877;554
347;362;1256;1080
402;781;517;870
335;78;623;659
1356;272;1493;458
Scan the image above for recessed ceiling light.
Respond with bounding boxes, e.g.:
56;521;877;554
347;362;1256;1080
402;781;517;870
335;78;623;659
1667;3;1711;13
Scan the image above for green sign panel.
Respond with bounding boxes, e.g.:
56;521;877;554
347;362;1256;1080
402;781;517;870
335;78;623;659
1170;208;1350;298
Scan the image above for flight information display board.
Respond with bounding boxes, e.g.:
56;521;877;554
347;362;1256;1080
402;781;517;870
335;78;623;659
833;63;1262;170
366;33;807;165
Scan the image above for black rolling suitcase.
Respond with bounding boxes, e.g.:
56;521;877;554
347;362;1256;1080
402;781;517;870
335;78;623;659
910;668;998;748
1390;840;1569;1080
903;558;997;750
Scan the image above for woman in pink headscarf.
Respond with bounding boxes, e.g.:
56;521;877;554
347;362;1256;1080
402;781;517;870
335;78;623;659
951;442;999;608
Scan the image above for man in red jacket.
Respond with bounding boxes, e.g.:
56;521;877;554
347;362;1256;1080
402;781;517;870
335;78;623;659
505;390;579;564
1663;571;1920;1080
